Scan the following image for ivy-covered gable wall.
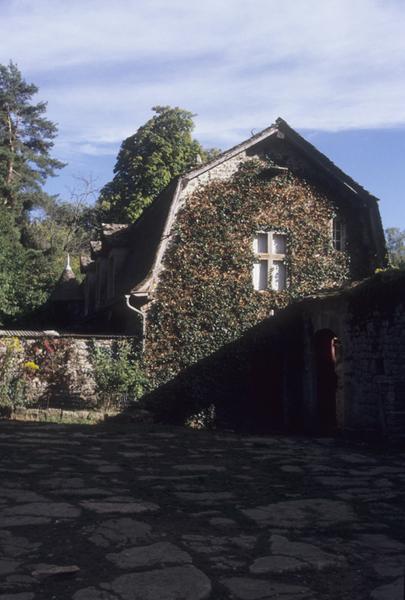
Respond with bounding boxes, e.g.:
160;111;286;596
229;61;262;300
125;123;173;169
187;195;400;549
145;156;356;386
262;135;384;279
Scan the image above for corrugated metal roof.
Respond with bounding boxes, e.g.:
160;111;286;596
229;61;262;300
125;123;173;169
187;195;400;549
0;329;136;339
0;329;60;337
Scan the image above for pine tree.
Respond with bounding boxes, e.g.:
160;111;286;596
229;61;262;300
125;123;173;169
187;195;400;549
0;62;69;324
0;61;65;216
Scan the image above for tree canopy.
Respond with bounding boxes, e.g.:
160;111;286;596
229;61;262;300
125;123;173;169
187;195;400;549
0;209;56;324
0;183;97;325
0;61;65;217
0;62;95;325
385;227;405;268
97;105;219;223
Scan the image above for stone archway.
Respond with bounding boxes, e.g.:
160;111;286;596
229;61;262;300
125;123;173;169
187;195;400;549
313;329;339;434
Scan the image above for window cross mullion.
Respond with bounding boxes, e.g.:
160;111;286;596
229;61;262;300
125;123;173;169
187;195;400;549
253;230;287;292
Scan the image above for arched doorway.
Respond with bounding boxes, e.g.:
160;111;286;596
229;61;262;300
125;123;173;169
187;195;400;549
314;329;339;434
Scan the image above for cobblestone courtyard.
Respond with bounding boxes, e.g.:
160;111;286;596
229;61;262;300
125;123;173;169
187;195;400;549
0;421;404;600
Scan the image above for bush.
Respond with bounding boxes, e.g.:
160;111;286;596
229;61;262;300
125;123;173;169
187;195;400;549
89;340;148;411
0;337;32;415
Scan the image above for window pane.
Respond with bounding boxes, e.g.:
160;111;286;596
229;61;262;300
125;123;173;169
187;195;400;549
272;233;286;254
257;233;268;253
259;261;268;290
252;262;260;289
271;261;286;291
253;260;268;290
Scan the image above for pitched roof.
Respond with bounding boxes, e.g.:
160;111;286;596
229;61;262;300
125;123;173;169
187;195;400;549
116;178;181;296
50;262;82;302
274;118;378;203
96;118;382;301
0;329;61;337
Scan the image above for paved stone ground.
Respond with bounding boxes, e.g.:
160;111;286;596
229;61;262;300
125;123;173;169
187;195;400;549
0;421;404;600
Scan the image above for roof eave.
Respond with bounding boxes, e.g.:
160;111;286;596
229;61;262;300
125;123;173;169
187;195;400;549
275;117;380;204
130;177;184;298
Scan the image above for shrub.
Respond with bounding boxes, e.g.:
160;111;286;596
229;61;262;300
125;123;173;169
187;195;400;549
0;337;31;415
89;340;148;411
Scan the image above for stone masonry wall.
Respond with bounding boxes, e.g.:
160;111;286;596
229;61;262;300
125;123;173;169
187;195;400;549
301;271;405;440
344;301;405;439
182;151;249;197
0;335;131;411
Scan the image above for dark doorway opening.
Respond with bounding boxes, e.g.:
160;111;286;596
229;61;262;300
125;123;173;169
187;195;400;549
314;329;338;434
248;345;283;432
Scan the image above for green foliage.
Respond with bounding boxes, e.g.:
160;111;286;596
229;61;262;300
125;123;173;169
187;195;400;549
0;62;92;324
0;61;64;216
0;208;60;324
90;340;148;411
23;179;98;278
31;338;77;408
98;106;219;223
0;337;31;415
385;227;405;268
0;197;95;325
145;160;350;387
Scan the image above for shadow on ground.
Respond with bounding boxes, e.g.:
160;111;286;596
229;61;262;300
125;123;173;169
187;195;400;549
0;419;404;599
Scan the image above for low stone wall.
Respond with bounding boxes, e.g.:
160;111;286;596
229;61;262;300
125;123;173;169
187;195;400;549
0;334;133;411
10;407;112;424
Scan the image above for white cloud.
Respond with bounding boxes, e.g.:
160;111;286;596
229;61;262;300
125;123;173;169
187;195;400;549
1;0;405;155
73;143;117;157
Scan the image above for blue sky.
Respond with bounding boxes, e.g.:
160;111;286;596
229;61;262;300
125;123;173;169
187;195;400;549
1;0;404;228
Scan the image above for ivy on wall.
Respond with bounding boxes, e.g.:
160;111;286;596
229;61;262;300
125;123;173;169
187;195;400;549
145;160;350;386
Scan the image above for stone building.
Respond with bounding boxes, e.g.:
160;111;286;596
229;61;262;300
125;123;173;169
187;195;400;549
79;117;386;345
21;116;397;439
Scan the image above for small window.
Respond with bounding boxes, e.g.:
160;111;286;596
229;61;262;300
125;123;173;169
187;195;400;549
96;259;108;306
332;217;345;251
253;231;287;291
108;255;115;298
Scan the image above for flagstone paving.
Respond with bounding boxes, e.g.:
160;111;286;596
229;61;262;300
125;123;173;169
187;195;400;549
0;422;404;599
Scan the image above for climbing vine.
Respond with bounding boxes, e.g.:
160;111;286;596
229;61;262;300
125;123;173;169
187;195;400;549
145;159;349;386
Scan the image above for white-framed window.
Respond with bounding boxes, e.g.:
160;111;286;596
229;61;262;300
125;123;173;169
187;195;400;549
253;231;287;291
332;217;345;251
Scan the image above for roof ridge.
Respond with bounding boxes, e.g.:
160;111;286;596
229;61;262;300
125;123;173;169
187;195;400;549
275;117;379;202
